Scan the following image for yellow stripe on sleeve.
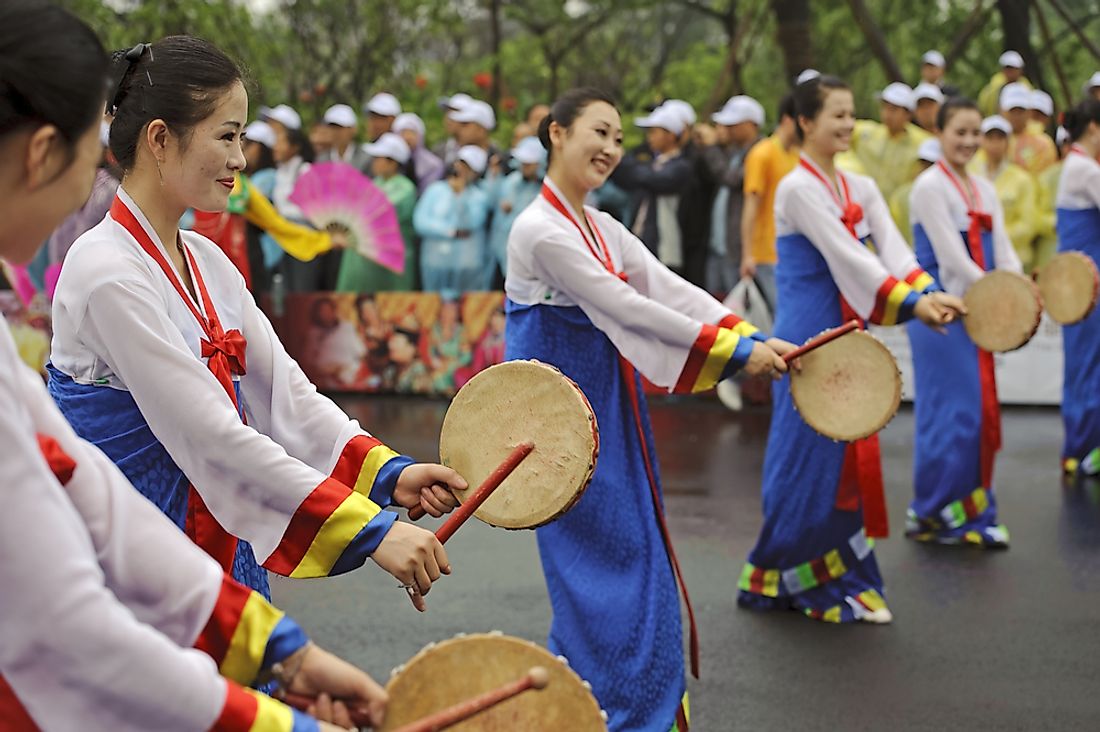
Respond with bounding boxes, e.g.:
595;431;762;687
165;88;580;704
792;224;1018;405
693;328;741;393
353;444;401;496
221;594;283;684
290;493;381;578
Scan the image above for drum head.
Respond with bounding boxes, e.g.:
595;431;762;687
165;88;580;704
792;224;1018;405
963;270;1043;352
439;360;598;529
789;330;900;442
378;633;607;731
1037;251;1099;325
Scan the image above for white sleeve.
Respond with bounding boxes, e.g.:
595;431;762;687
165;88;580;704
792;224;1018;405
781;182;916;322
0;363;228;731
911;178;986;295
73;275;373;564
527;227;723;389
861;177;923;280
610;213;741;327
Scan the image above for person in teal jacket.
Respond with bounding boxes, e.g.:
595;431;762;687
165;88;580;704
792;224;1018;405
487;136;546;284
413;145;491;297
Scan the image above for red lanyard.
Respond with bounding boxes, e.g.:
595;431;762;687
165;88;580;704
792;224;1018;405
540;183;626;281
935;161;992;269
109;196;247;408
798;157;863;238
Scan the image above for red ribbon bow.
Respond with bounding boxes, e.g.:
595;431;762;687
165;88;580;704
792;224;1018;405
840;201;864;237
201;326;248;396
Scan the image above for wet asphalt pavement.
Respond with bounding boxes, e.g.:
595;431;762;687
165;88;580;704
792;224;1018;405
271;396;1100;731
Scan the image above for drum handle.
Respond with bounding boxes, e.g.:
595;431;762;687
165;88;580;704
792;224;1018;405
782;319;860;363
277;666;549;730
407;442;534;538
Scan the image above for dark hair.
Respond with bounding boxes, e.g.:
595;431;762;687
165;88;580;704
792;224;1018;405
281;124;314;164
935;96;980;131
1063;99;1100;142
108;35;243;172
777;93;796;123
537;87;618;162
792;75;850;142
245;138;275;172
1;0;107;151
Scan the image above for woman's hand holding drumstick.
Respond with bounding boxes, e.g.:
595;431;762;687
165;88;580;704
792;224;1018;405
371;523;451;612
274;643;389;730
915;291;968;333
393;464;466;518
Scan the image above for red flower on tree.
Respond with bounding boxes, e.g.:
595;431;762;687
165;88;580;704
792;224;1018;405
414;74;428;89
473;72;492;89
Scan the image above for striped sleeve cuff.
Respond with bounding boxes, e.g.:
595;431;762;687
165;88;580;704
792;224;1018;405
195;576;310;686
868;276;921;325
674;324;753;394
263;481;393;578
212;683;319;732
904;268;940;293
329;435;411;509
718;313;762;339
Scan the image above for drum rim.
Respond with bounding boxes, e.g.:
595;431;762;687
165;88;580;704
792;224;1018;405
963;270;1043;353
1037;251;1099;325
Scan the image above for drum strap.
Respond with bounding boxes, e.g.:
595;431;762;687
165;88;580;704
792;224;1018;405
934;163;1002;488
111;195;245;572
798;158;890;538
542;183;701;679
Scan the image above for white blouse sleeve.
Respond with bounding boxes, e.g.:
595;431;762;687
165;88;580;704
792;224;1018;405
911;176;986;295
861;176;925;281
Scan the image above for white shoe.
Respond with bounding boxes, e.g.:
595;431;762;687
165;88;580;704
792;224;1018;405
717;380;743;411
859;606;893;624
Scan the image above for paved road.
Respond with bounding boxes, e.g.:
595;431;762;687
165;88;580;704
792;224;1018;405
272;397;1100;731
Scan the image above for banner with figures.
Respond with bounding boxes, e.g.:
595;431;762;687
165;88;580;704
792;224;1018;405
871;313;1063;405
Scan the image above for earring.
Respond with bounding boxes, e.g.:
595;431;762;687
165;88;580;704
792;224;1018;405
156;159;165;186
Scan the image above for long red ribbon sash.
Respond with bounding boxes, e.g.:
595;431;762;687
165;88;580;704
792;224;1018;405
797;158;888;537
934;162;1001;488
541;184;700;679
110;195;246;571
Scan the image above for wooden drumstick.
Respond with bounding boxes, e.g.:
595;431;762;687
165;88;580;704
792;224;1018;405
277;666;550;731
407;441;534;539
781;319;860;363
390;666;551;732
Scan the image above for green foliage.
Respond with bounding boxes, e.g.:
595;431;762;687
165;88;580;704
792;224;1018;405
57;0;1100;146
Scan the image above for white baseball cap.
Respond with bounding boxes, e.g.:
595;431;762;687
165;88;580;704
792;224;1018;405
712;95;765;126
244;120;276;149
999;51;1024;69
635;105;685;136
796;69;821;85
981;115;1012;135
438;92;474;111
448;100;496;130
917;138;941;163
393;113;426;139
879;82;916;112
1029;90;1054;116
364;132;411;164
511;136;546;165
1056;125;1069;146
365;92;401;117
661;99;697;127
922;50;946;68
1088;72;1100;90
999;82;1031;111
913;83;945;105
260;104;301;131
456;145;488;174
323;104;357;128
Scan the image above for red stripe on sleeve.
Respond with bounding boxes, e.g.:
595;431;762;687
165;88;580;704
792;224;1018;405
263;479;350;576
209;682;259;731
329;435;383;488
673;324;718;394
194;575;250;666
717;314;744;330
869;276;900;324
903;269;924;286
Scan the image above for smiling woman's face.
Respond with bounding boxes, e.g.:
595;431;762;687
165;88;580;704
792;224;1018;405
160;80;247;213
551;101;623;193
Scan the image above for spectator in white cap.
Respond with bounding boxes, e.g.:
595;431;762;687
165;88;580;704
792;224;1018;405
888;137;940;243
913;82;945;132
978;50;1032;116
700;95;765;291
996;82;1057;174
611;104;697;276
260;103;301;132
920;50;946;86
363;92;401;142
487;137;546;281
971;114;1039;269
242;120;276;174
449;100;500;161
413;145;492;296
796;68;820;85
1087;71;1100;101
319;103;370;170
849;81;931;201
394;112;444;195
1029;89;1054;127
336;133;417;293
435;93;473;164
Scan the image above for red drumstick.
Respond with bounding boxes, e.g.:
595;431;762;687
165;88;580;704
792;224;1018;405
390;666;550;732
277;666;550;731
407;442;534;540
781;319;860;363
